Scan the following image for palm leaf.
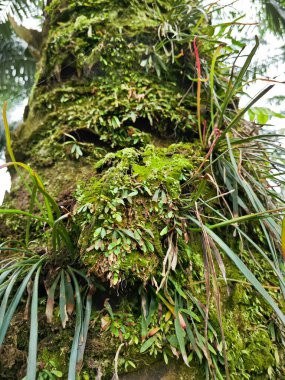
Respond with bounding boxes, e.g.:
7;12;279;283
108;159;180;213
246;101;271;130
0;0;41;23
0;33;36;101
260;0;285;37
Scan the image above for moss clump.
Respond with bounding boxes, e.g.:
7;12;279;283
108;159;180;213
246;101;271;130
243;330;274;375
75;143;200;286
14;0;223;160
37;348;68;378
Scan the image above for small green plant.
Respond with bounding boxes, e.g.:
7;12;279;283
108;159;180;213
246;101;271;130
62;133;83;159
23;360;63;380
248;106;285;124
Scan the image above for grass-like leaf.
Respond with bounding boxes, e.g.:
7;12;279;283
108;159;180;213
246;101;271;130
68;268;83;380
60;270;68;328
0;269;21;327
174;295;189;367
216;84;275;145
189;216;285;325
76;284;93;371
217;36;259;131
46;272;61;324
0;260;42;345
26;266;41;380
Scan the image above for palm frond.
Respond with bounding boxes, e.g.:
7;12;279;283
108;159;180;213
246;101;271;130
0;0;41;23
0;33;36;101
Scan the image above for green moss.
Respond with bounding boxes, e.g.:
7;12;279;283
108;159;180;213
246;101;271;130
132;144;194;197
75;143;200;285
19;73;194;154
244;330;274;375
14;0;219;159
37;348;67;378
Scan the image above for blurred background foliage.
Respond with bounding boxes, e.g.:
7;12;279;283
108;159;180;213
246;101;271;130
0;0;45;148
260;0;285;37
0;0;45;102
0;24;35;103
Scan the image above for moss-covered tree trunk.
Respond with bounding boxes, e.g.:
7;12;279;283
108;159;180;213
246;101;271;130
1;1;284;379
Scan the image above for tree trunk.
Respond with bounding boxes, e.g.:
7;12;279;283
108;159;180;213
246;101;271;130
0;1;284;379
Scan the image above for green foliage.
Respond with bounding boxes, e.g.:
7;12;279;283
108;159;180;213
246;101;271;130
30;76;188;149
0;106;93;380
260;0;285;37
18;0;243;157
36;366;63;380
248;106;285;124
76;143;199;286
0;0;43;23
1;1;285;379
0;28;36;102
62;133;83;160
2;116;284;378
0;0;41;103
74;133;285;377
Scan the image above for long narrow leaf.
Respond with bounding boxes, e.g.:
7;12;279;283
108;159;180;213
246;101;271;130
198;197;285;289
25;184;38;247
207;208;285;230
0;268;13;287
184;316;203;362
174;295;189;366
217;37;259;130
60;270;68;328
26;266;41;380
65;272;75;316
2;101;16;163
0;261;42;345
282;216;285;261
76;284;94;371
216;84;274;146
189;217;285;325
67;268;82;380
209;44;223;132
0;208;47;222
0;269;21;328
46;272;61;323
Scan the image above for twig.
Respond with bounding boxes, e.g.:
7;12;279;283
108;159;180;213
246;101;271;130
192;278;280;290
112;343;124;380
